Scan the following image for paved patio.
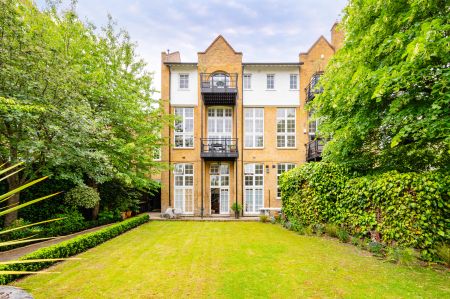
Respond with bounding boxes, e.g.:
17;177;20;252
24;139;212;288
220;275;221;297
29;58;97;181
148;212;259;221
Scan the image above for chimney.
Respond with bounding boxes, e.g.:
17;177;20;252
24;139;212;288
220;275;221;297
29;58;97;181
331;21;344;51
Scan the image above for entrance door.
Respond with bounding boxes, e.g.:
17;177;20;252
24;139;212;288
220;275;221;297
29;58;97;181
210;163;230;214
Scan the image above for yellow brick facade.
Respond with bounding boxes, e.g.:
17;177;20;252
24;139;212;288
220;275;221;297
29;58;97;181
159;24;344;217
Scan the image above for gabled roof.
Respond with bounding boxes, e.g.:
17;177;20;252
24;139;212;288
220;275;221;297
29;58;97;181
198;35;242;55
300;35;334;55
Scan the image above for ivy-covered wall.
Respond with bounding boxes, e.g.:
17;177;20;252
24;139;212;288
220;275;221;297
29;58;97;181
280;162;450;260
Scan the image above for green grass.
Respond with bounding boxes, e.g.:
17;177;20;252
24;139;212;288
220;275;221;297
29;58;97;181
14;222;449;298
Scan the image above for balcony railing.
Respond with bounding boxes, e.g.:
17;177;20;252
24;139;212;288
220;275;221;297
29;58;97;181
201;138;238;160
306;139;325;162
305;72;323;103
200;73;238;105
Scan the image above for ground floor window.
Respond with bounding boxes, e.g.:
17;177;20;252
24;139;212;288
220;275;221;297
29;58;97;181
277;163;296;198
244;163;264;214
173;163;194;213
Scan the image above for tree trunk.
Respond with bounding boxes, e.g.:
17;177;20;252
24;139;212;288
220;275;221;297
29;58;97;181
86;178;100;220
4;172;21;227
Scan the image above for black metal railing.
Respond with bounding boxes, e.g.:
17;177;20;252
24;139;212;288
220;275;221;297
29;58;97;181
305;72;323;103
200;138;238;160
200;73;238;93
306;139;325;161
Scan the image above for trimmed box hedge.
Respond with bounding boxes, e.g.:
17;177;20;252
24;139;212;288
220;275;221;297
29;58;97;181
280;162;450;260
0;214;149;284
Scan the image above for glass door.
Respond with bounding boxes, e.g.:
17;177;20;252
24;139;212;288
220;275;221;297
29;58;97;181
207;107;232;151
210;163;230;214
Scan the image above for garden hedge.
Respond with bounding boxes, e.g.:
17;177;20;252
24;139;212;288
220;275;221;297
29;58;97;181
280;162;450;260
0;214;149;284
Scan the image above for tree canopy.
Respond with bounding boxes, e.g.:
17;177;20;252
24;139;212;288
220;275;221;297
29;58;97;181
314;0;449;173
0;0;169;224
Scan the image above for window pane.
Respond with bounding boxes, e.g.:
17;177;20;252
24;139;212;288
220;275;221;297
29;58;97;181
185;189;193;213
287;136;295;147
185;164;194;174
175;135;184;147
256;136;263;147
277;136;285;147
185;136;193;148
244;135;253;148
185;176;193;186
175;176;183;186
255;164;263;174
277;120;285;133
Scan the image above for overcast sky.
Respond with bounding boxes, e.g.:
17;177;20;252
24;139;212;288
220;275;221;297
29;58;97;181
37;0;348;96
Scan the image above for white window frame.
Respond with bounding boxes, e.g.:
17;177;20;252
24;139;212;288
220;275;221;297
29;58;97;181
173;163;194;214
276;108;296;148
289;74;298;90
210;163;230;215
266;74;275;90
244;163;264;214
308;110;319;141
153;147;162;161
179;73;189;89
244;108;264;149
174;107;194;148
277;163;296;198
243;74;252;90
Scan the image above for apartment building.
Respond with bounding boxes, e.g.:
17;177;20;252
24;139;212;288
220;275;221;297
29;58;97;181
159;22;343;217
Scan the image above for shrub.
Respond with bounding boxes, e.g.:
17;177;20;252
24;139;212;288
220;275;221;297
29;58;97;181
259;215;269;223
325;224;338;238
281;162;450;261
314;223;325;236
337;229;350;243
304;225;314;236
98;209;121;224
44;209;89;237
99;179;143;212
368;241;384;256
436;244;450;267
0;214;149;284
64;185;100;209
386;247;417;266
280;162;350;225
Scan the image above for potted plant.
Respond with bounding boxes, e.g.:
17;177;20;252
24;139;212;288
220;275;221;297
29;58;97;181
231;203;242;219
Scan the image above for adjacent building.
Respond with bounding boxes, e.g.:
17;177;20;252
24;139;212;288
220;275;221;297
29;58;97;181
158;23;343;217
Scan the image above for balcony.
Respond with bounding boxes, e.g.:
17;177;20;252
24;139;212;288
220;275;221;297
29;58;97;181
201;138;238;160
305;72;323;103
306;139;325;162
200;73;238;105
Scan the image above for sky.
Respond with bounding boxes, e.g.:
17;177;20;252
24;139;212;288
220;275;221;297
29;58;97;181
36;0;348;96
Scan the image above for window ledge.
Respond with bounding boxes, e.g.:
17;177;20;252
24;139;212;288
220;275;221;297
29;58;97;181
276;147;297;150
265;89;276;91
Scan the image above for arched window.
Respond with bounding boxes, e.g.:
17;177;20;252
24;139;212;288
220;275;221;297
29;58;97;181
210;73;230;89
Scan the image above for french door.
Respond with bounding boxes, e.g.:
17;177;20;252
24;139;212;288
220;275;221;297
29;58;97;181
244;163;264;214
173;164;194;214
207;107;232;144
210;163;230;214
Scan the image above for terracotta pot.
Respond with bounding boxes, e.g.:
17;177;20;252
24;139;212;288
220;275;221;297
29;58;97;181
126;211;132;218
120;212;127;220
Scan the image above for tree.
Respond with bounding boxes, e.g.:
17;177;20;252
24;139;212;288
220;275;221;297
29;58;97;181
313;0;450;173
0;0;168;224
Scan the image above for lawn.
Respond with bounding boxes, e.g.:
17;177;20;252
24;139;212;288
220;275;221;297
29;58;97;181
14;221;449;298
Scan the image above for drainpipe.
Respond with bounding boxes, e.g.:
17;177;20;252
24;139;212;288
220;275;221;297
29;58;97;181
201;74;204;219
240;66;244;217
168;66;172;207
235;73;238;218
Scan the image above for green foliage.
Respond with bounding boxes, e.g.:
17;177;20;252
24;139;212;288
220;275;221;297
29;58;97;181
44;210;88;237
337;229;350;243
312;0;450;173
0;0;168;224
280;162;350;224
368;242;384;256
0;214;149;284
436;244;450;267
231;203;242;213
99;179;143;213
281;162;449;260
325;224;338;238
386;247;418;266
98;209;121;224
64;185;100;209
259;215;269;223
338;171;449;260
